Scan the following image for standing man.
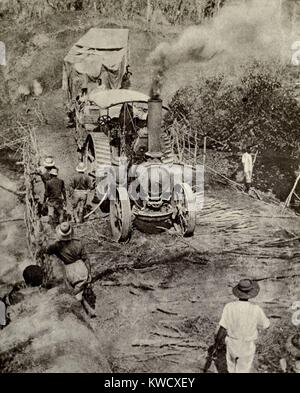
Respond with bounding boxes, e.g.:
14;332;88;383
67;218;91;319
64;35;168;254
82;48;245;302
242;146;253;193
69;162;92;223
213;279;270;373
32;156;56;188
44;167;67;228
42;222;96;317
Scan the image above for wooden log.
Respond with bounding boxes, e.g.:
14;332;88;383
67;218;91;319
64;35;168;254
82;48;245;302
0;184;23;196
206;165;242;189
132;338;206;350
151;330;183;339
0;217;24;224
249;215;299;219
106;279;156;291
266;236;300;245
282;174;300;212
252;188;262;200
156;307;178;316
255;273;300;282
294;192;300;202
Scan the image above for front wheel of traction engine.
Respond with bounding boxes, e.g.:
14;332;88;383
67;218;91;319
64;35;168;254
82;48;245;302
110;187;132;242
172;183;196;237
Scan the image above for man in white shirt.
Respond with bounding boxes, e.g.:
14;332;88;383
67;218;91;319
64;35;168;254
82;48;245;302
213;279;270;373
242;146;253;193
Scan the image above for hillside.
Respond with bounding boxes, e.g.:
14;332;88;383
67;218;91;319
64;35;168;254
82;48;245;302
0;0;300;374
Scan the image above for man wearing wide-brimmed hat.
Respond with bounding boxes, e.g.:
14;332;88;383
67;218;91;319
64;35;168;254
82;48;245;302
43;222;95;317
213;279;270;373
44;167;67;228
32;156;57;187
241;146;253;194
69;162;92;223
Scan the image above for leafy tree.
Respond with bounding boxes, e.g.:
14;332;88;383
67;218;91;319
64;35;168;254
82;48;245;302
167;61;300;199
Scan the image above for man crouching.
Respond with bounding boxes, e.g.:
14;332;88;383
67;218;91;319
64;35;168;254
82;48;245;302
41;222;96;317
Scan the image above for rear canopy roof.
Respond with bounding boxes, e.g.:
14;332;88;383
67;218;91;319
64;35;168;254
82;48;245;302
88;89;150;109
87;89;169;113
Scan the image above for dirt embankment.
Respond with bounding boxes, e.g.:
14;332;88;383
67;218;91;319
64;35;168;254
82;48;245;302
0;287;110;373
0;169;111;373
80;187;299;373
0;173;27;290
0;10;299;373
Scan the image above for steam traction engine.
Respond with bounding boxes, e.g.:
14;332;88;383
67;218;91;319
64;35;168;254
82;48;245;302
63;28;197;241
99;97;197;242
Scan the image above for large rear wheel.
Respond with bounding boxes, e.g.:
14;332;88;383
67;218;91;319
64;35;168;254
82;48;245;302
172;183;196;237
110;187;132;242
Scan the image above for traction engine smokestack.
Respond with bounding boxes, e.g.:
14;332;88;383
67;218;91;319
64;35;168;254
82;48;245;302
147;98;163;159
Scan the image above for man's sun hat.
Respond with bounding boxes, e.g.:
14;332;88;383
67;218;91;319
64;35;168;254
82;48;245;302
43;156;55;168
286;334;300;359
49;168;58;176
76;162;87;173
232;279;260;300
56;222;73;241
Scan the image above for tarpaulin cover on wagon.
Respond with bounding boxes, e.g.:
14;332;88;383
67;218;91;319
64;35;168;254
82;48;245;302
62;28;129;102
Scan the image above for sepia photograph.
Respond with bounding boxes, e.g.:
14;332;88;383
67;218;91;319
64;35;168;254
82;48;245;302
0;0;300;378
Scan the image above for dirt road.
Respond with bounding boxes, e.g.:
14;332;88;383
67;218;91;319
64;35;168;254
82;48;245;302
32;88;300;373
85;191;299;373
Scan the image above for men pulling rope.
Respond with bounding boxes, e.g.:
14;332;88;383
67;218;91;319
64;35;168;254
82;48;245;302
29;158;96;317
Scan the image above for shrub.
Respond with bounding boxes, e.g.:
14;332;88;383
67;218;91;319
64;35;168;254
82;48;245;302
0;0;226;23
166;61;300;199
168;61;300;155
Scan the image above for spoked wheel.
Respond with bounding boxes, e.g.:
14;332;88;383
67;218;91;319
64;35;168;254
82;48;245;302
172;183;196;237
98;115;112;127
110;187;132;242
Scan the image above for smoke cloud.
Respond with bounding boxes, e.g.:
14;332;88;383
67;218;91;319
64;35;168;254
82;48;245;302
148;0;291;98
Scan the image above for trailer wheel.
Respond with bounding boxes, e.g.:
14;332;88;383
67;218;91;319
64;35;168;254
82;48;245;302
172;183;196;237
98;115;112;127
110;187;132;242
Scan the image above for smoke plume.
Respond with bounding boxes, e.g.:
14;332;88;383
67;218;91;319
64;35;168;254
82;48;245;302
148;0;290;98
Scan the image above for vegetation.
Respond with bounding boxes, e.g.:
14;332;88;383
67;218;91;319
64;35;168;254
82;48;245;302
0;0;226;23
167;61;300;199
168;62;300;155
1;0;298;24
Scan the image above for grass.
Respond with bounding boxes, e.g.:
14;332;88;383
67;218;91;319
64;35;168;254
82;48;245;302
0;0;224;25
